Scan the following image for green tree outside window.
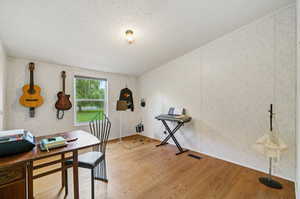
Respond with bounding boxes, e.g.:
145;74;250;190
75;77;107;123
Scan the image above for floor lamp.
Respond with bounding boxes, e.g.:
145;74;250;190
116;100;128;142
254;104;287;189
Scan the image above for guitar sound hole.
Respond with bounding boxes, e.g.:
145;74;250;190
25;99;38;102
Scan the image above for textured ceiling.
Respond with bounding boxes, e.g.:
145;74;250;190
0;0;294;75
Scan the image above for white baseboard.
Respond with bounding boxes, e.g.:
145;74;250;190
196;149;294;182
142;133;295;182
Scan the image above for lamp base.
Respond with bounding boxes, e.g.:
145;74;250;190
259;177;283;189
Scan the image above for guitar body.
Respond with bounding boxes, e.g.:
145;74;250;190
19;62;44;117
55;71;72;115
55;92;72;110
19;84;44;108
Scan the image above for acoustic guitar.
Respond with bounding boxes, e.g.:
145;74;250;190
19;63;44;117
55;71;72;119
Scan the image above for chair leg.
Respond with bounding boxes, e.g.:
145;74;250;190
91;168;95;199
95;158;108;182
65;169;68;196
102;158;108;182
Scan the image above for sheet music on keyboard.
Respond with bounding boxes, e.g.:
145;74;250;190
155;114;191;123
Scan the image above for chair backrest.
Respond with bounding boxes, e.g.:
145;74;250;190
89;113;111;154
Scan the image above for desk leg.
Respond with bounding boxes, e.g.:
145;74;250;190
73;150;79;199
61;153;65;188
27;160;34;199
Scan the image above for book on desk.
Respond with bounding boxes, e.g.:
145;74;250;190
39;136;67;151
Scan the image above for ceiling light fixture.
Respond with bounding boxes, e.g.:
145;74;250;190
125;29;134;44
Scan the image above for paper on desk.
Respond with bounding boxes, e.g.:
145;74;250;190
0;129;26;137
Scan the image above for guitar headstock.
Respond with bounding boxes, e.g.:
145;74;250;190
29;62;35;71
61;71;66;79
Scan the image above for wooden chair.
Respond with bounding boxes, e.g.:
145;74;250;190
64;113;111;199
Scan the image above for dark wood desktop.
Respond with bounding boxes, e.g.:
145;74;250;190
0;130;100;199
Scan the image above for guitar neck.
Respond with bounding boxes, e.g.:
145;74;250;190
62;77;66;93
29;70;34;93
61;71;66;93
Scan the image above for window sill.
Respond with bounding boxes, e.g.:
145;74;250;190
74;122;90;127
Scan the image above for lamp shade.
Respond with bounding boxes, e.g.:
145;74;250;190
254;131;287;160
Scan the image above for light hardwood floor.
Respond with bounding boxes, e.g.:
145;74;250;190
33;135;295;199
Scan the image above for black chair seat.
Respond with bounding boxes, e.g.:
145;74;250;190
66;151;104;169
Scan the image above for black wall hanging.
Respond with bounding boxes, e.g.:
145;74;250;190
140;98;146;107
119;87;134;111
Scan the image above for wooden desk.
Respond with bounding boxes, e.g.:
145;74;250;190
0;130;100;199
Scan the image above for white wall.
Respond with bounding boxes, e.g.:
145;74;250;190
138;5;296;181
6;57;139;139
296;0;300;197
0;41;7;130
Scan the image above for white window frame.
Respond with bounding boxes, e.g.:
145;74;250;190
73;76;108;126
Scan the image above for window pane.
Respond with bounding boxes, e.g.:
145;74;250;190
76;78;106;100
76;101;104;123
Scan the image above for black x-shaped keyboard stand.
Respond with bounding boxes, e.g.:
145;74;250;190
155;115;192;155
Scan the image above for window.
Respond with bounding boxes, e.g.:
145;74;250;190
74;76;107;125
